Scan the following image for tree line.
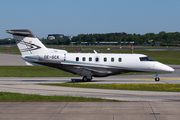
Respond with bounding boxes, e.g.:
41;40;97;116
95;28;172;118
41;36;71;45
0;31;180;46
72;31;180;46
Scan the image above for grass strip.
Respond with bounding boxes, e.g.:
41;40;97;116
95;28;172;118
0;92;119;102
0;66;78;77
39;83;180;92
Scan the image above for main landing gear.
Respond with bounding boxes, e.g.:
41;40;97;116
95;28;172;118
154;73;160;82
82;76;92;82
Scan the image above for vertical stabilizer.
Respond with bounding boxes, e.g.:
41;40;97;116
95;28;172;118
6;30;48;55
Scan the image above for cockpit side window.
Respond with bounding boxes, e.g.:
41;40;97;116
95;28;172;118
139;57;155;61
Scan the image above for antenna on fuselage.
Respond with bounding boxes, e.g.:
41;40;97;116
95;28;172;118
93;50;97;54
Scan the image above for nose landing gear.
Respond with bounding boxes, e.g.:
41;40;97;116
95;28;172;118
154;73;160;82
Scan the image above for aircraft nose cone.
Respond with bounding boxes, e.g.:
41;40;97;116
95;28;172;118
157;63;175;72
163;64;174;72
167;66;174;72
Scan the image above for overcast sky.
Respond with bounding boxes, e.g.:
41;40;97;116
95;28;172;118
1;0;180;39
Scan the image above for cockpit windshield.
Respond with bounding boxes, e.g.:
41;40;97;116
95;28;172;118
139;57;155;61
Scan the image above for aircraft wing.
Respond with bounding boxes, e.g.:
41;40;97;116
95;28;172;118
61;61;112;76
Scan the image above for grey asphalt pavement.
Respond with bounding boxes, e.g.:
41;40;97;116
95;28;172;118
0;102;180;120
0;53;26;66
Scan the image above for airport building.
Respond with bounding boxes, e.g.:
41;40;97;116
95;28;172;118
47;34;64;40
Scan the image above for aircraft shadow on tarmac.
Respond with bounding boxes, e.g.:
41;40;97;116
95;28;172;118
69;79;101;83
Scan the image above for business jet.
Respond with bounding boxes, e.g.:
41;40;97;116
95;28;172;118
6;29;174;82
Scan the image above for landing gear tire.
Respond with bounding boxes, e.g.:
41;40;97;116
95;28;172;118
82;76;92;82
155;77;160;82
154;73;160;82
82;76;88;82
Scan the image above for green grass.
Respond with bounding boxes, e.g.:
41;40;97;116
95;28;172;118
0;92;119;102
39;83;180;92
0;66;79;77
0;45;20;54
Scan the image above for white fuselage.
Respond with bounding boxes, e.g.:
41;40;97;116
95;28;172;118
65;53;173;73
22;50;174;78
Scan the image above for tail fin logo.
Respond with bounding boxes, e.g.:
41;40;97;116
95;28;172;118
7;29;47;55
16;39;41;52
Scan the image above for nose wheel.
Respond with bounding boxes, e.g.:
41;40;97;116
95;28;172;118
155;77;160;82
154;73;160;82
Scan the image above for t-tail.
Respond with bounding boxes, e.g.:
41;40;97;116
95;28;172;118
6;29;51;66
6;30;49;55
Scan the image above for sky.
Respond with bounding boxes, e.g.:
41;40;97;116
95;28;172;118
0;0;180;39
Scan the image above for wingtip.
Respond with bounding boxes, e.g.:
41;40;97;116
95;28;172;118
6;30;13;34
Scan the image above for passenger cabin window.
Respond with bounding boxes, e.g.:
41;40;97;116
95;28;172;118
140;57;155;61
76;57;79;61
104;57;107;62
111;58;114;62
89;57;92;61
82;57;86;61
118;58;122;62
95;57;99;62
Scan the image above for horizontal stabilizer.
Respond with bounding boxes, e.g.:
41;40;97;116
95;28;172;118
6;30;36;38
